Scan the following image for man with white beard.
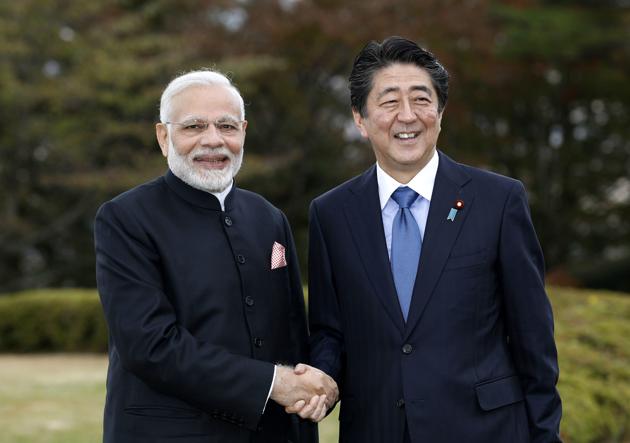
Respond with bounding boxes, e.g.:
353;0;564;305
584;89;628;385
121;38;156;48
94;69;337;443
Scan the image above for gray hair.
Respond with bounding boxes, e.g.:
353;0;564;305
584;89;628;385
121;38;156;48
159;69;245;123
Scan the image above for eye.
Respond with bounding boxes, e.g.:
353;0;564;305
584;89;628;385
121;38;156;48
182;120;208;130
380;99;398;107
215;120;241;134
219;123;238;131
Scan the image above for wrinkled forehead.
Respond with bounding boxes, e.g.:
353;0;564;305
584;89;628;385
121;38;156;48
170;84;243;121
370;63;436;98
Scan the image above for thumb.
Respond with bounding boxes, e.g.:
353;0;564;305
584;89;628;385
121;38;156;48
293;363;309;375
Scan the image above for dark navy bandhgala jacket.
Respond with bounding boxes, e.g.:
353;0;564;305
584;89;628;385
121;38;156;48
94;170;316;443
308;152;562;443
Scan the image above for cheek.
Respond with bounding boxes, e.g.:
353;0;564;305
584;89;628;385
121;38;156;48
420;108;439;122
372;114;394;132
171;138;195;157
226;139;244;155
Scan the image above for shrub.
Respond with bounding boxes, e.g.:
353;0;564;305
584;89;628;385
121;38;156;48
0;287;629;443
0;289;107;352
552;287;630;443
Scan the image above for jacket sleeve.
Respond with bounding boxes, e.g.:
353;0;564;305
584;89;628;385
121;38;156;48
307;200;345;385
94;200;274;431
498;181;562;443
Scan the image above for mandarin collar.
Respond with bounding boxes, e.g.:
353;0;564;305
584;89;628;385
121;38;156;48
164;169;234;211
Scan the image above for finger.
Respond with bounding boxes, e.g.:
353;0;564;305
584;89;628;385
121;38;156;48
297;395;320;419
322;382;338;400
312;395;327;422
285;399;306;414
296;399;316;419
293;363;308;375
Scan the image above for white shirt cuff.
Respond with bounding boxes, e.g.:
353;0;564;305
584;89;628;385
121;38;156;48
262;365;277;413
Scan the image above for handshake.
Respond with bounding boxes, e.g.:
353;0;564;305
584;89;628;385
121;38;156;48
270;364;339;422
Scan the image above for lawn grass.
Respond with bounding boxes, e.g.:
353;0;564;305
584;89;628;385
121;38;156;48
0;354;340;443
0;354;106;443
0;286;629;442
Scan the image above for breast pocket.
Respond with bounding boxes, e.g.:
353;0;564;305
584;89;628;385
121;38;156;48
444;249;486;271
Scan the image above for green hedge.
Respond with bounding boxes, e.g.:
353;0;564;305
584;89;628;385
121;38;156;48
0;287;629;442
551;287;630;443
0;289;107;352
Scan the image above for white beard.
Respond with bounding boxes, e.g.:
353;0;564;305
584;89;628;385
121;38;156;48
167;136;243;193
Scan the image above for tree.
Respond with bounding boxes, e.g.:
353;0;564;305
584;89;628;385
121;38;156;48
1;0;628;292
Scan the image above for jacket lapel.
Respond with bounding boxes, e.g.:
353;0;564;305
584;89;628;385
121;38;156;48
403;152;473;339
344;166;405;333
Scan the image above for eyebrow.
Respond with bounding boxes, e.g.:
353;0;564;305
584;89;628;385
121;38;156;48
180;114;240;122
376;85;434;100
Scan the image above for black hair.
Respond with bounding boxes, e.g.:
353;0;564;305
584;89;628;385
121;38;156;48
349;36;449;116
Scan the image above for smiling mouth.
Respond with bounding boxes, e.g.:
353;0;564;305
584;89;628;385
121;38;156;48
394;132;420;140
193;154;230;169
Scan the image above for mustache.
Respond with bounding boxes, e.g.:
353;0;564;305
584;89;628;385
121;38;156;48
187;146;233;159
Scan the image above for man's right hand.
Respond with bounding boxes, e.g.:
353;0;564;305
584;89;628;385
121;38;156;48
270;364;338;422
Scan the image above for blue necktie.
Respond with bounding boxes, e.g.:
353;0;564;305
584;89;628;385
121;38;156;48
391;187;421;321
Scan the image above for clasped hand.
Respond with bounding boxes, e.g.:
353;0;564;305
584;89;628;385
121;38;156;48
270;363;338;422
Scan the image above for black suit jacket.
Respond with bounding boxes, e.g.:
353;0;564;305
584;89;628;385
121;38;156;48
308;152;562;443
95;170;316;443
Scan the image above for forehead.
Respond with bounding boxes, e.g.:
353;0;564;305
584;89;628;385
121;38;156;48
369;63;436;97
170;85;241;119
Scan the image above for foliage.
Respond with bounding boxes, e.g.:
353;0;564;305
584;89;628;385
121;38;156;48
0;289;107;352
552;287;630;442
0;286;629;442
0;0;629;292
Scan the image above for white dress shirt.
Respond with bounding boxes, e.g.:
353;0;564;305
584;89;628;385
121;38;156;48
376;150;439;259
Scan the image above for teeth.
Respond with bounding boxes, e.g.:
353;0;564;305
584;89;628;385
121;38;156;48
396;132;417;139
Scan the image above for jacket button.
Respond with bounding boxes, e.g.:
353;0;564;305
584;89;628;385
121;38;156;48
245;296;254;307
236;254;246;264
254;337;264;348
396;398;405;408
224;216;233;226
402;344;413;354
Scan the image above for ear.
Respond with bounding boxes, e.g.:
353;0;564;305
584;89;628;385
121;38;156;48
352;108;369;139
436;109;444;132
241;120;248;134
155;123;169;157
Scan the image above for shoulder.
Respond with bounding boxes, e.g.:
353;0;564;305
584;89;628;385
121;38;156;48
440;153;524;199
96;175;166;220
463;164;520;189
312;167;374;209
233;187;287;223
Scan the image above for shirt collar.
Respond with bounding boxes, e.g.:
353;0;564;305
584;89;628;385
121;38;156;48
211;181;233;211
376;150;439;210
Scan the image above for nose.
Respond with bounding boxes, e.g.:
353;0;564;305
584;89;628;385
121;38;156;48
198;124;224;147
397;99;417;123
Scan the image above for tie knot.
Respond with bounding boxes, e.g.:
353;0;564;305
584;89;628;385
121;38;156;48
392;186;419;209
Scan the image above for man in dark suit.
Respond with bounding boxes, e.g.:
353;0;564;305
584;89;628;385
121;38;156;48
94;69;336;443
306;37;562;442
